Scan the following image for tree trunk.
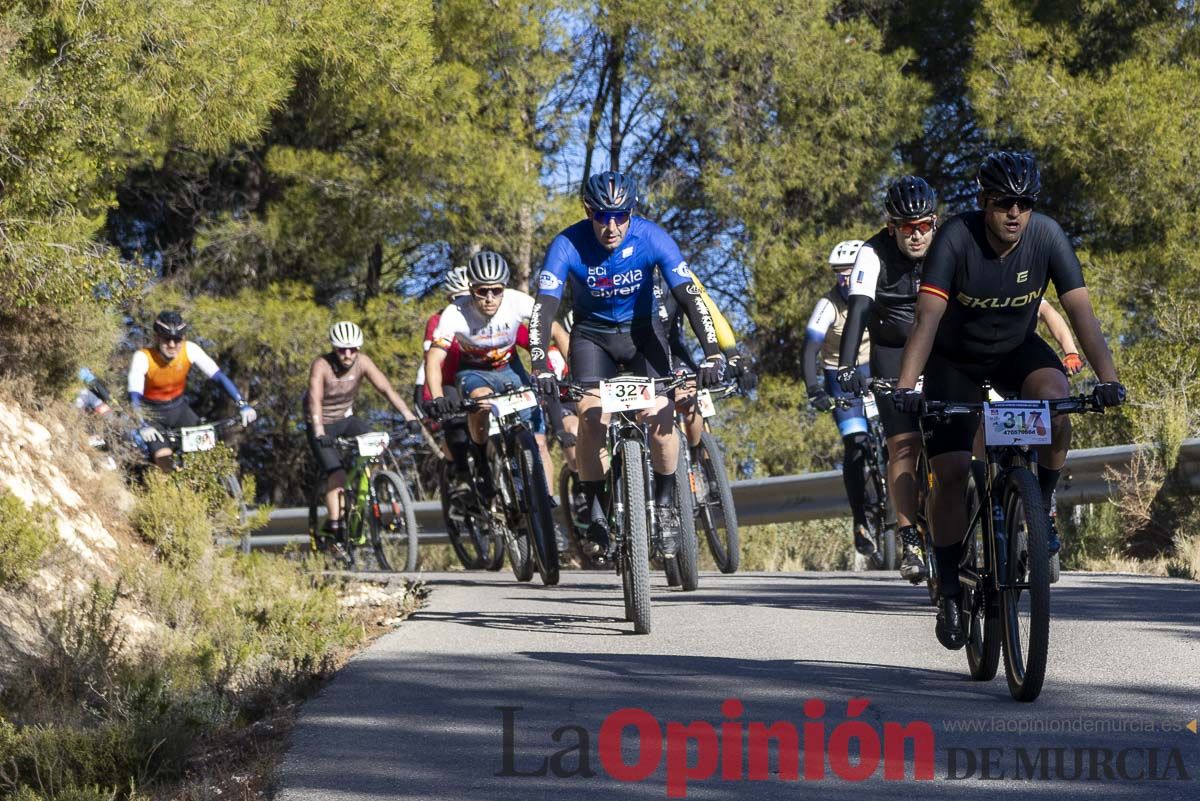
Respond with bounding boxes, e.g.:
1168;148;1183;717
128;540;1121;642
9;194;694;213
609;26;627;171
365;241;382;303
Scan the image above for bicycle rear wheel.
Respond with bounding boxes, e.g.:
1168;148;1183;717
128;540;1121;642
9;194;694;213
916;449;938;604
619;439;652;634
1000;468;1051;702
962;460;1000;681
674;434;700;591
515;430;559;586
371;470;419;572
441;461;488;569
693;431;739;573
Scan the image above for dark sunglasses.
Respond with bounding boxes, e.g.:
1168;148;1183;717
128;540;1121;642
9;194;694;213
988;195;1035;212
895;219;935;237
336;346;359;354
158;335;183;345
473;286;505;298
591;210;631;226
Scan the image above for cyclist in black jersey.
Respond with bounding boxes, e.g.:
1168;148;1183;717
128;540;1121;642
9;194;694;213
837;176;938;581
894;152;1125;650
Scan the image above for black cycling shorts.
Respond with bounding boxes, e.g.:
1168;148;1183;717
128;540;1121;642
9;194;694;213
307;415;373;475
142;398;200;456
569;323;672;383
923;334;1065;457
866;342;921;438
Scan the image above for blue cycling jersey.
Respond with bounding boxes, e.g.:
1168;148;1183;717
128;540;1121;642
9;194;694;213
535;217;692;326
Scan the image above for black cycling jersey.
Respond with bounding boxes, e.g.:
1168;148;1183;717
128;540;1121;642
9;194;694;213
838;227;922;375
920;211;1085;360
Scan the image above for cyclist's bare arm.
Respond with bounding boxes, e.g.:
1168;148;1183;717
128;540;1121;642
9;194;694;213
308;357;330;437
1037;300;1078;356
551;320;570;358
362;354;418;421
898;292;947;390
1058;287;1119;383
424;345;448;399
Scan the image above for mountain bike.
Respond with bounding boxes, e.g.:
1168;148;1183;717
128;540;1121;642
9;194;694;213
563;373;697;634
834;391;896;571
676;379;741;573
316;429;419;572
388;428;442;501
462;384;558;586
921;392;1105;702
163;417;251;553
558;464;605;569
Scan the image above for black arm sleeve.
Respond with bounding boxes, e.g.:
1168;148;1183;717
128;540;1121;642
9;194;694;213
528;292;560;373
802;337;822;389
670;282;721;359
838;295;871;369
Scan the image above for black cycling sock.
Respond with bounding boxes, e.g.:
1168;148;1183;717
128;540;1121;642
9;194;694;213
472;441;493;485
447;426;471;473
842;433;869;528
580;480;606;522
653;471;675;507
1037;466;1061;516
934;542;964;597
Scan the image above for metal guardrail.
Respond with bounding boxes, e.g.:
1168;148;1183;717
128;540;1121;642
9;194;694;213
247;439;1200;548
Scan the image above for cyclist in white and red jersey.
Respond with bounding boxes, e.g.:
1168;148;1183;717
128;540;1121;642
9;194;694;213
424;251;566;497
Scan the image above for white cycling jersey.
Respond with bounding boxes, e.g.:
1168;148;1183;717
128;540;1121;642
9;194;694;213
430;290;534;370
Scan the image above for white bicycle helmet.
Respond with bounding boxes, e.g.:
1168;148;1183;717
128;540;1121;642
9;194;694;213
828;239;865;270
443;266;469;298
466;251;510;287
329;320;364;349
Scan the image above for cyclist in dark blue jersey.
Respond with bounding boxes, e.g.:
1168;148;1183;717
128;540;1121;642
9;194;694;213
528;170;726;556
894;152;1125;650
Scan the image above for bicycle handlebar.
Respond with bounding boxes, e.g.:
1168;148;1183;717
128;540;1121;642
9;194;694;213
922;394;1104;418
163;417;241;443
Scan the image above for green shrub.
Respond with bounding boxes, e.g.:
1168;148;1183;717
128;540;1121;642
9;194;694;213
0;491;55;589
130;475;212;569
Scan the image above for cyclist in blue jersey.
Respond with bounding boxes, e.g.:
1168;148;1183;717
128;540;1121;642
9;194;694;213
527;170;726;557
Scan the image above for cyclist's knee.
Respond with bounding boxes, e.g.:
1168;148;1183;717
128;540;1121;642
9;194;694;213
930;452;970;495
887;432;922;465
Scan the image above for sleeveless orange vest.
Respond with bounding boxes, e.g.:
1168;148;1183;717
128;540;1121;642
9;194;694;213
141;346;192;402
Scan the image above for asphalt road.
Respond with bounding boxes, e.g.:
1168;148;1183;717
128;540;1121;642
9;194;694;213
276;571;1200;800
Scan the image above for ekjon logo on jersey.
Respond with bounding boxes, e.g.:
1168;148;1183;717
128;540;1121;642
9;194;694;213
673;262;691;278
955;289;1040;309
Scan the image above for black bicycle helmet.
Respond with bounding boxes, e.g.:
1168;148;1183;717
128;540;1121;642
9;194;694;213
884;176;937;220
977;151;1042;199
153;310;188;338
466;250;510;287
582;170;638;212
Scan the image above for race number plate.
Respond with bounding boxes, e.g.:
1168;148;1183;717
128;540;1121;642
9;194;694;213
180;425;217;453
491;389;538;418
356;432;390;457
696;389;717;419
600;377;656;414
863;392;879;419
982;400;1052;446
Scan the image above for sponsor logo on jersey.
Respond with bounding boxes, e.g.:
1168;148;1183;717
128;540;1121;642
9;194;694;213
673;262;691;278
621;246;634;259
955;290;1042;309
1016;270;1029;283
538;272;562;291
685;282;701;296
855;271;864;284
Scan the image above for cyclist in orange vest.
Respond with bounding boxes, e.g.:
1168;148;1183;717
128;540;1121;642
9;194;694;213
127;310;257;473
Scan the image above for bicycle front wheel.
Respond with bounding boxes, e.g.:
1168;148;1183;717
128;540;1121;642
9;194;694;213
963;460;1000;681
515;430;559;586
371;470;419;572
693;431;739;573
1000;468;1051;702
619;439;652;634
